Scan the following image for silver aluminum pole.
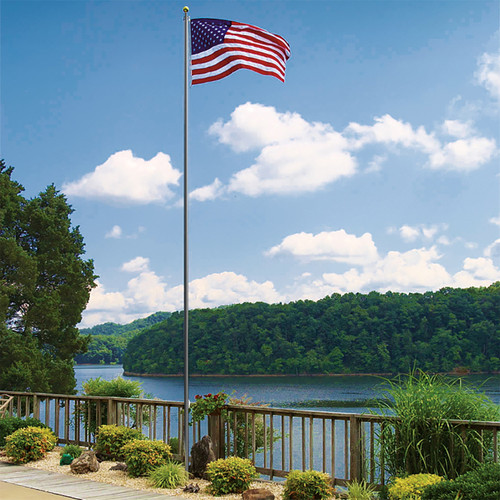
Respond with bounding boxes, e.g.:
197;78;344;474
182;5;190;472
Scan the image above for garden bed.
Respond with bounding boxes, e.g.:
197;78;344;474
0;447;286;499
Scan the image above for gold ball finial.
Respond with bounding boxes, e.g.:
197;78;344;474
183;6;189;12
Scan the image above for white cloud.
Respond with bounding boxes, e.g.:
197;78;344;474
266;230;379;265
453;257;500;287
209;102;356;197
347;114;496;172
485;238;500;261
428;136;497;171
441;119;474;138
105;225;122;239
63;150;181;204
475;51;500;101
399;225;420;242
80;264;283;327
489;215;500;227
121;256;150;273
190;178;225;201
398;224;445;242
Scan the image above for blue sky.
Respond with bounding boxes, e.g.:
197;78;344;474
2;0;499;327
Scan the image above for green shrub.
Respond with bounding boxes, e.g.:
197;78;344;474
0;416;50;447
94;424;145;460
168;437;179;455
388;474;443;499
60;444;83;459
347;479;377;499
377;370;500;478
283;470;333;500
421;463;500;500
4;426;57;463
149;461;189;488
80;377;150;434
206;456;257;495
122;439;172;477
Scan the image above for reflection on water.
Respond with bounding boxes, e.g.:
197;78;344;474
75;365;500;413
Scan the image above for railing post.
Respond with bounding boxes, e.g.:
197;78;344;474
107;398;116;425
208;413;225;459
350;415;363;482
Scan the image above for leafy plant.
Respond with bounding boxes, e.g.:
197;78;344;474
4;426;57;463
122;439;172;477
148;461;189;488
283;469;334;500
206;456;257;495
347;479;377;499
388;474;443;499
94;424;145;460
79;376;151;434
376;370;500;478
225;393;280;458
421;463;500;500
0;416;50;447
190;392;229;424
60;443;83;459
168;437;179;455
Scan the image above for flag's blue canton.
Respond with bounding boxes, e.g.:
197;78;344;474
191;19;231;55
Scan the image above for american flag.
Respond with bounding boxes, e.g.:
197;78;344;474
190;18;291;85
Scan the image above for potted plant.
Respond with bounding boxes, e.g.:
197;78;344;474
190;392;229;424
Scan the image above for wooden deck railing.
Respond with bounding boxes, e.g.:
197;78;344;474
1;390;498;487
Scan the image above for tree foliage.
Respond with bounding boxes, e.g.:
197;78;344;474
123;283;500;375
0;160;96;393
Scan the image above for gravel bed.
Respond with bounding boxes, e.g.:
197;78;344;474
1;447;286;500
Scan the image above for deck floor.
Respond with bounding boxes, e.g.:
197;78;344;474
0;462;178;499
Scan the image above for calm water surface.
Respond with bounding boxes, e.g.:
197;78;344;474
75;365;500;413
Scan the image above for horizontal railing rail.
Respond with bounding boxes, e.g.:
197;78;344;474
1;390;498;487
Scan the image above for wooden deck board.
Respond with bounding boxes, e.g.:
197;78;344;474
0;462;176;499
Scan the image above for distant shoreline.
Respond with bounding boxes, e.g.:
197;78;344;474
121;370;499;378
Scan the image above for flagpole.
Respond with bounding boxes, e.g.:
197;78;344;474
182;5;190;472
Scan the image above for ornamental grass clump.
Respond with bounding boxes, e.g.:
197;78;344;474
388;474;443;500
94;424;145;460
149;461;189;489
4;426;57;463
377;370;500;478
347;479;377;500
283;470;334;500
206;456;257;495
122;439;172;477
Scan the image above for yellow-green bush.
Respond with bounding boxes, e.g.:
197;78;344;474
94;424;145;460
283;470;334;500
206;456;257;495
4;426;57;464
122;439;172;477
388;474;443;500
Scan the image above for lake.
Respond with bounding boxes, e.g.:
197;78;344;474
75;365;500;413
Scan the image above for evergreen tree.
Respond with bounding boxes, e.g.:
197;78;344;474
0;160;96;393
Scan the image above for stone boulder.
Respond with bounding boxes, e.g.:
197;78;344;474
190;435;216;479
70;450;99;474
242;488;275;500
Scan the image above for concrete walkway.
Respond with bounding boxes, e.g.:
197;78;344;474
0;462;178;499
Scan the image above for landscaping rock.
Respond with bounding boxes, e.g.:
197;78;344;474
190;435;216;479
242;488;275;500
70;450;99;474
184;483;201;493
110;462;128;471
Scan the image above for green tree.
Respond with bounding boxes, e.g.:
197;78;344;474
0;160;96;393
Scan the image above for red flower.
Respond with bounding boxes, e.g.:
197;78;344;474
195;395;201;400
206;393;212;397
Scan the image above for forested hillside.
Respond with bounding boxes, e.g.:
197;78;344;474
123;284;500;375
75;312;170;364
